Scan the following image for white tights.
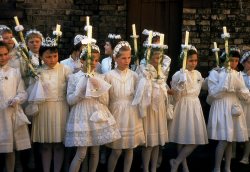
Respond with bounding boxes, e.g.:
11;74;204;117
108;149;133;172
41;143;64;172
214;141;232;172
142;146;159;172
170;144;197;172
69;146;99;172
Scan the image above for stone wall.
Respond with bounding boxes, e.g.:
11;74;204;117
5;0;126;59
183;0;250;74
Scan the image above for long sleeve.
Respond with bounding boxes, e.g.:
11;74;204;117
236;72;250;102
13;69;27;104
66;74;82;106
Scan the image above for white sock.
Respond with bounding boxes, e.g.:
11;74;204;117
69;147;87;172
224;143;232;172
108;149;122;172
124;149;133;172
142;147;152;172
150;146;159;172
89;146;100;172
214;141;228;171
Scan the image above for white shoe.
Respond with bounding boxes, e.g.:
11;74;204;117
240;158;249;164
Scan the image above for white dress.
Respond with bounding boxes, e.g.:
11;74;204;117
31;63;71;143
0;64;31;152
65;71;121;147
101;56;114;74
60;56;82;73
240;71;250;137
169;70;208;144
207;68;249;142
133;64;169;146
105;69;145;149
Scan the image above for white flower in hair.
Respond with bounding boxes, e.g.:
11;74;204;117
91;44;100;53
74;34;87;46
230;47;240;53
108;34;121;39
0;25;10;31
14;25;24;32
181;44;197;52
142;29;161;37
144;43;168;49
42;37;57;47
26;29;44;40
113;41;131;58
240;51;250;64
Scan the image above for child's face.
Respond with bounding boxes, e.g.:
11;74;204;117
41;50;58;68
229;57;239;70
150;51;161;68
243;59;250;71
115;50;131;71
27;37;42;54
104;42;112;56
0;46;10;67
91;53;100;70
186;54;198;71
2;32;14;49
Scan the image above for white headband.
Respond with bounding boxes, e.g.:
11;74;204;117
113;41;131;58
240;51;250;64
42;37;57;47
25;29;44;40
108;33;121;39
74;34;87;46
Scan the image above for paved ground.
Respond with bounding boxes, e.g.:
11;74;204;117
1;141;250;172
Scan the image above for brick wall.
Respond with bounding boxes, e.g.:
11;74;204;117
10;0;127;59
183;0;250;75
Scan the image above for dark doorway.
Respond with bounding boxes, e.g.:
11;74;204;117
127;0;183;75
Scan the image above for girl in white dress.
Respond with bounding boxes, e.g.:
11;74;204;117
65;44;121;172
207;48;250;172
101;33;121;74
133;46;169;172
238;51;250;164
29;42;71;172
106;41;145;172
169;47;208;172
0;41;31;172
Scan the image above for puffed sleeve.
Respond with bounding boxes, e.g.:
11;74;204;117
67;74;83;106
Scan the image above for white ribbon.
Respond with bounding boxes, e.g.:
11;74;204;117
14;25;24;32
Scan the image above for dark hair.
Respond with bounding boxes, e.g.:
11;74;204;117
105;38;122;50
69;42;83;55
0;28;12;36
187;49;198;58
80;48;100;61
39;46;58;66
152;35;160;44
229;50;241;58
0;41;10;52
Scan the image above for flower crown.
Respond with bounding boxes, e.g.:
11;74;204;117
240;51;250;64
0;25;11;33
25;29;44;40
142;29;161;37
74;34;87;46
230;47;240;53
113;41;131;58
143;43;168;49
80;44;100;59
179;45;197;59
81;37;97;45
108;34;121;39
42;37;57;47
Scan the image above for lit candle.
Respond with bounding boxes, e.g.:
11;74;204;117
12;38;19;46
159;34;164;45
56;24;61;32
184;31;189;46
14;16;20;26
132;24;138;53
223;26;227;34
213;42;219;66
86;16;90;26
148;31;152;45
